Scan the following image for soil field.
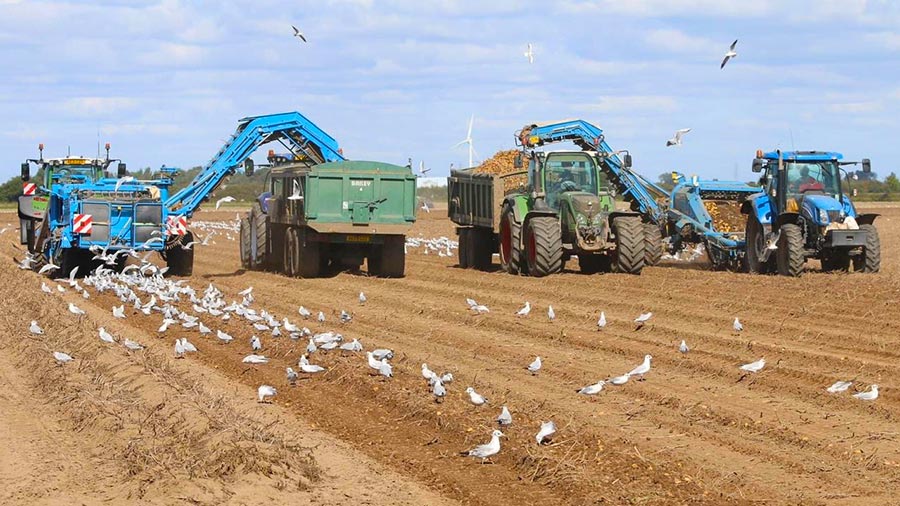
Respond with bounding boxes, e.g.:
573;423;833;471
2;204;900;505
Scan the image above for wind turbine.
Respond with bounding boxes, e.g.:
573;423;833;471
453;115;477;168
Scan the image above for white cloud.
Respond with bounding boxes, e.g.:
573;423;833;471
644;28;719;54
138;43;208;66
866;31;900;50
825;101;881;114
62;97;139;115
561;0;771;17
585;96;678;113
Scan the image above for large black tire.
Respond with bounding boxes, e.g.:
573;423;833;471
643;223;663;266
239;216;251;269
745;215;774;274
776;223;805;277
166;231;195;277
524;216;563;277
853;224;881;273
249;203;268;270
295;228;321;278
52;248;81;279
499;205;524;274
612;216;644;274
457;228;470;269
284;227;297;277
469;227;493;271
578;254;610;274
370;235;405;278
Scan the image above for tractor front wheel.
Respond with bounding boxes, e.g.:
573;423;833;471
853;224;881;273
524;216;563;277
612;216;645;274
644;223;663;266
776;223;805;277
745;215;774;274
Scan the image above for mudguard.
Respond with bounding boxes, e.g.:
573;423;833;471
741;194;773;225
773;212;801;229
856;213;879;226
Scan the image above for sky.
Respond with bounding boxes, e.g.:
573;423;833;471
1;0;900;183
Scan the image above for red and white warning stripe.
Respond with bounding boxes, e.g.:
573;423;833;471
23;182;36;195
166;216;188;236
73;214;93;234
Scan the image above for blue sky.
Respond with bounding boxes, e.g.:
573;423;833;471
1;0;899;182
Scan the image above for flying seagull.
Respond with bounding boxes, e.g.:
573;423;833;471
291;25;307;42
720;39;738;69
666;128;691;147
215;196;236;210
524;43;534;64
419;161;431;175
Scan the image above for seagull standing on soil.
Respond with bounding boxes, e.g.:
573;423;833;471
112;304;126;319
527;356;542;375
497;406;512;426
29;320;44;335
577;380;606;395
733;317;743;332
53;351;73;364
536;421;556;445
286;367;299;385
597;311;607;329
98;327;116;344
826;380;853;394
679;340;690;353
466;387;487;406
634;312;652;329
628;354;652;380
853;384;879;401
174;339;186;358
666;128;691;147
720;39;738;69
740;358;766;373
432;379;447;402
608;373;630;385
68;302;85;316
258;385;277;403
359;292;367;304
548;305;555;322
460;430;503;462
516;302;531;317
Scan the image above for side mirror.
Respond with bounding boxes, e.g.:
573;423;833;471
117;162;127;178
20;162;30;181
624;153;633;168
244;158;254;177
514;153;523;169
752;159;763;173
862;158;871;173
852;188;859;197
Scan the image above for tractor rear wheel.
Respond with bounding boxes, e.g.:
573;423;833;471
644;223;663;266
249;203;268;270
776;223;805;277
457;228;470;268
745;215;774;274
853;224;881;273
239;216;251;269
524;217;563;277
166;231;195;277
499;205;524;274
612;216;644;274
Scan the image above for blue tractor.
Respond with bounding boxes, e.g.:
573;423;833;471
741;149;879;276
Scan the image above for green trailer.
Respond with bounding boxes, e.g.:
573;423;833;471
240;160;417;277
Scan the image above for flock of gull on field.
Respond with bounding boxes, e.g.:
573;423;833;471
17;218;880;463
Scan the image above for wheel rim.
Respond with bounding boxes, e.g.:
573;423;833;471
527;225;537;266
500;216;512;264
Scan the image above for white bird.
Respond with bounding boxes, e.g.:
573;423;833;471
453;114;478;168
112;305;125;319
123;339;144;351
720;39;738;69
158;318;177;333
41;282;52;294
634;312;652;328
242;354;269;364
180;338;197;353
215;196;236;209
536;421;556;445
432;380;446;401
198;322;211;334
306;338;317;354
298;306;311;319
497;406;512;426
39;262;60;275
422;363;438;382
853;384;879;401
466;386;487;406
516;301;531;317
666;128;691;147
547;305;555;321
371;349;393;360
340;310;352;323
291;24;307;42
258;385;277;403
53;351;73;364
378;359;393;378
440;372;453;384
733;317;743;332
251;335;262;351
597;311;607;329
608;374;630;385
286;367;298;385
317;311;326;322
527;356;542;375
418;160;431;175
216;330;233;343
298;356;326;373
466;297;478;308
420;201;430;213
98;327;116;344
114;175;135;192
679;340;689;353
827;380;853;394
339;338;363;352
174;339;185;358
29;320;43;335
472;304;490;314
628;354;652;380
68;302;85;315
460;430;503;462
577;380;606;395
359;292;366;304
740;358;766;373
283;318;299;333
524;42;534;64
239;286;253;296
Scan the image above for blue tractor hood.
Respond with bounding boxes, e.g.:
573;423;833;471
801;194;856;225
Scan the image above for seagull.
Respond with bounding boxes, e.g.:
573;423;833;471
497;406;512;426
516;301;531;317
740;358;766;373
371;349;394;361
527;356;542;375
68;302;85;315
440;372;453;384
733;317;743;332
577;380;606;395
114;175;135;192
827;380;853;394
39;262;60;275
378;359;393;378
41;282;52;294
608;373;630;385
174;339;186;358
466;298;478;308
251;335;262;351
158;318;177;333
536;421;556;445
29;320;44;335
547;305;555;321
216;330;233;343
123;339;144;351
597;311;607;329
422;363;438;383
339;338;363;352
306;338;318;354
720;39;738;69
258;385;277;403
666;128;691;147
340;310;352;323
432;380;447;402
634;312;652;329
466;386;487;406
53;351;74;364
286;367;298;385
679;340;690;354
180;338;197;353
98;327;116;344
298;306;311;319
243;354;269;364
853;384;879;401
418;160;431;175
628;355;652;380
298;355;326;373
472;304;490;314
460;430;503;463
317;311;326;322
291;24;307;42
112;304;126;319
524;42;534;64
215;196;236;210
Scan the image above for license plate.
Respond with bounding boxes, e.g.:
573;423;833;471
346;234;371;243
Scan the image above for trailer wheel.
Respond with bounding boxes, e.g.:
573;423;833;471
852;224;880;273
578;254;610;274
284;227;298;277
295;228;321;278
457;228;470;269
643;223;663;266
612;216;644;274
499;205;524;274
239;216;251;269
166;231;195;277
469;227;493;271
776;223;805;277
524;217;563;277
745;215;774;274
370;235;405;278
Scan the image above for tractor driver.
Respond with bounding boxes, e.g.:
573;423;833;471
790;166;824;194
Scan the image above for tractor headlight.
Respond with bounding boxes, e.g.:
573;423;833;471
592;213;604;226
576;213;588;227
817;208;829;224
